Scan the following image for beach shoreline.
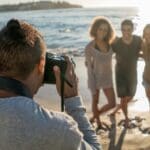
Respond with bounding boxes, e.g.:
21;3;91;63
35;56;148;111
35;56;150;149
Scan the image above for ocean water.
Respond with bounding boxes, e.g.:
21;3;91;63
0;7;149;111
0;7;143;55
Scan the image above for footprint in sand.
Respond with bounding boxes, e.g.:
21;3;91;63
139;127;150;134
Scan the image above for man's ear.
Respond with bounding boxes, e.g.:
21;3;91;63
38;56;45;74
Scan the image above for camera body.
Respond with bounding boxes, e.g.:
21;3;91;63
43;52;67;84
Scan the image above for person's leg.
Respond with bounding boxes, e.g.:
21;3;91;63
120;75;136;127
145;88;150;111
90;89;100;123
120;96;129;127
110;96;132;116
127;69;137;102
126;96;133;103
110;80;126;115
110;104;121;115
111;69;126;115
122;74;137;126
98;87;116;115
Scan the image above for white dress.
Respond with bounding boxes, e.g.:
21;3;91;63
85;41;113;94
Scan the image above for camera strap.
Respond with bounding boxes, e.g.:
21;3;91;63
60;74;65;112
60;74;73;112
0;76;32;98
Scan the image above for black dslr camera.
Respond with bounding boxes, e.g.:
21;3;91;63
43;52;67;84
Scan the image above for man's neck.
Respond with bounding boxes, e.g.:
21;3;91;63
122;36;133;44
0;90;17;98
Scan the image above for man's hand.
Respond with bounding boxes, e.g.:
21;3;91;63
53;56;79;98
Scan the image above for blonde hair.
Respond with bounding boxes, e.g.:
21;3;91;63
89;16;115;44
142;24;150;59
143;24;150;39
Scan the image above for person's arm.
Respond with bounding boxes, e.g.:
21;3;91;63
111;36;119;53
138;51;143;58
138;40;144;58
84;43;96;93
53;56;102;150
85;43;93;68
64;96;101;150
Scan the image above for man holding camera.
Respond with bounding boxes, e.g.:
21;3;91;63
0;19;101;150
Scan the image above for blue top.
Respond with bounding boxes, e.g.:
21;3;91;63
0;96;101;150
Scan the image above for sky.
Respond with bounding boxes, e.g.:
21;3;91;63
0;0;141;7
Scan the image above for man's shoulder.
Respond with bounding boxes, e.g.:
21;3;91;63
111;37;121;51
0;96;37;110
0;97;81;149
0;96;80;134
112;37;121;45
13;97;77;126
133;35;142;42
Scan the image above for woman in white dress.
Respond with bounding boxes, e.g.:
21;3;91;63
142;24;150;110
85;16;116;130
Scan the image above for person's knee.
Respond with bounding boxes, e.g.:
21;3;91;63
121;97;128;105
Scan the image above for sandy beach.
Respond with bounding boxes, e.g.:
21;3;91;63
35;56;150;150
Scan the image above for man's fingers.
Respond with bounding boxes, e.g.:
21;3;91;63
64;56;73;73
53;66;61;93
